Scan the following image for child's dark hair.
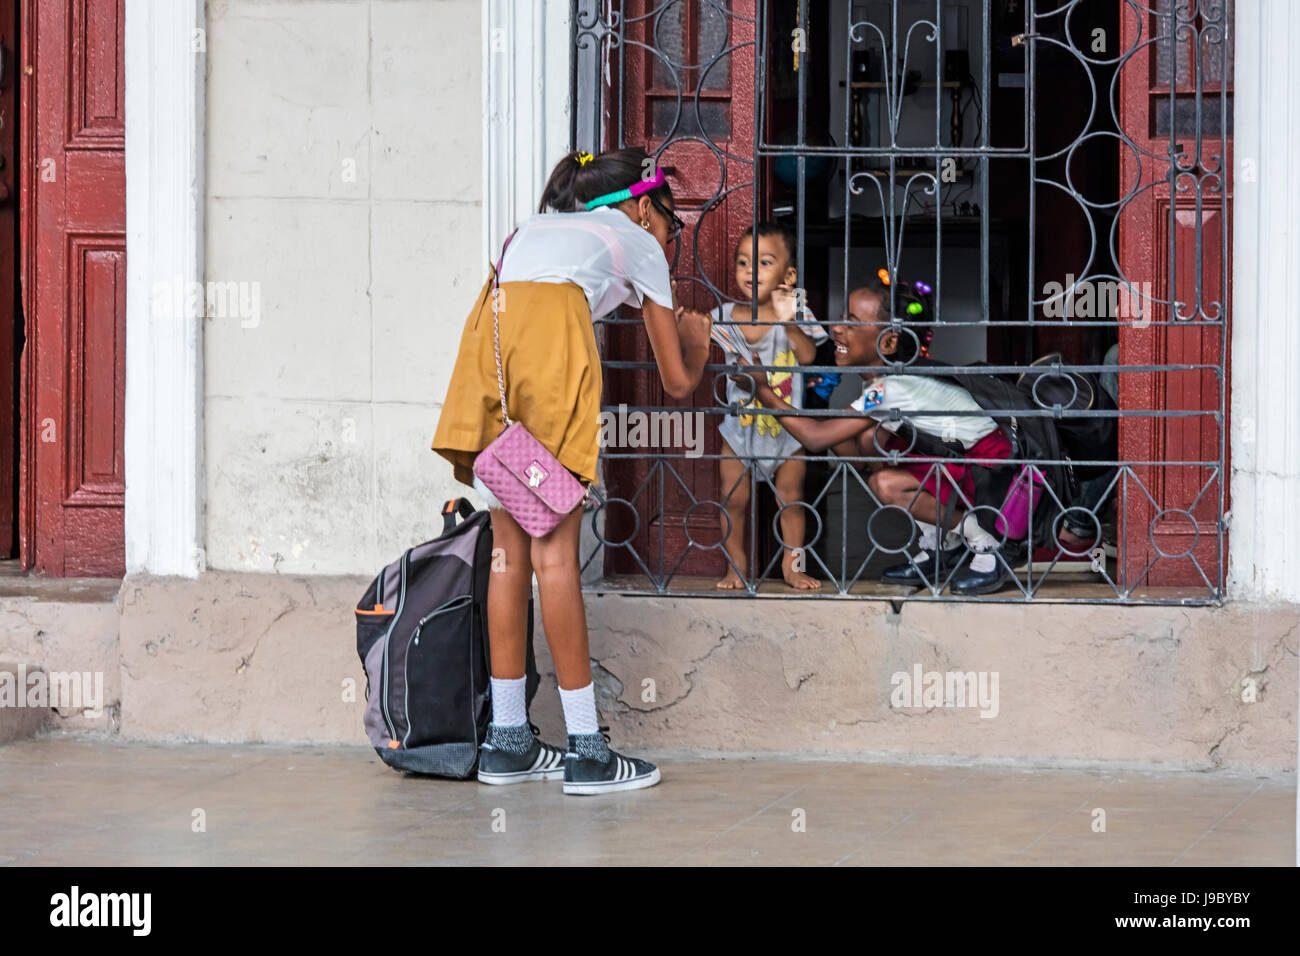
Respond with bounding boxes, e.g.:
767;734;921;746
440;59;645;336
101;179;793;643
538;147;674;213
865;276;934;364
736;220;798;268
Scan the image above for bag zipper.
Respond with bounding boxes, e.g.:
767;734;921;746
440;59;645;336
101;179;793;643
379;552;409;744
402;594;473;747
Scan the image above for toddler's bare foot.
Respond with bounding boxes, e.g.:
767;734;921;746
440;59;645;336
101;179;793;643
782;553;822;590
716;569;746;590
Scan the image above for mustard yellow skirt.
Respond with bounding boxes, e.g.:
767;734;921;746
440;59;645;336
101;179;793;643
432;275;602;489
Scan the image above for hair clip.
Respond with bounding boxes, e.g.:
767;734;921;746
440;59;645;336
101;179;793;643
914;280;932;296
877;268;890;286
906;301;924;315
575;152;594;166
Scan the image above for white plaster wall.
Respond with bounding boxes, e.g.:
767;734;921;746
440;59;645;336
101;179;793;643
203;0;483;574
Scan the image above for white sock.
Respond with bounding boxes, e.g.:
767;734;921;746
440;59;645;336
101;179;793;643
961;513;999;572
914;521;939;554
558;682;600;736
490;676;527;727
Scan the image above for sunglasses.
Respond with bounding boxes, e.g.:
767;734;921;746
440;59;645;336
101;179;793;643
649;195;685;242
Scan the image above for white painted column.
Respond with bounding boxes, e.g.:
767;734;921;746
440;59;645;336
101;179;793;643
1225;0;1300;867
1228;3;1300;605
482;0;573;264
124;0;206;577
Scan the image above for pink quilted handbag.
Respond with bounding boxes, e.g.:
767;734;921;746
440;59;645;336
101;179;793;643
472;233;587;537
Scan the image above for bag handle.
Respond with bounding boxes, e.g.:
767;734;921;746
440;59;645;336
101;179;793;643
491;230;519;427
441;497;475;533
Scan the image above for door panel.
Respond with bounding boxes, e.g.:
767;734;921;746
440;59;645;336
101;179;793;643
604;0;756;581
1;0;19;558
20;0;126;575
1117;0;1231;589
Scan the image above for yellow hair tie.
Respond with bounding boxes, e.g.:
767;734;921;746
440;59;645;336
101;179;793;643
575;152;594;166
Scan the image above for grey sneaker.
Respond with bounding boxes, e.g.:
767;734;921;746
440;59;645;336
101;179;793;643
477;723;565;785
562;729;661;795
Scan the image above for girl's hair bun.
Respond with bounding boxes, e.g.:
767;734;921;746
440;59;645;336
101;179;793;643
539;147;674;214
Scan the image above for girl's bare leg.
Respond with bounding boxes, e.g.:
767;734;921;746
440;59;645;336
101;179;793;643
869;467;966;530
486;507;533;680
529;507;592;690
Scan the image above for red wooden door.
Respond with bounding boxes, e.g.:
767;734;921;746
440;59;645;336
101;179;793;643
1117;0;1232;590
1;0;19;558
603;0;756;582
19;0;126;576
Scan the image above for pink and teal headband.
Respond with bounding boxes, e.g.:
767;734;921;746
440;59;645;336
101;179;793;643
584;167;667;210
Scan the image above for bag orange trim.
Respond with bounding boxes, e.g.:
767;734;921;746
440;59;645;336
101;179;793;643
356;605;395;616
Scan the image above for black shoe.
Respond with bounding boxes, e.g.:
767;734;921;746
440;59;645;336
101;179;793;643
477;723;565;785
881;546;970;586
563;733;661;796
949;545;1023;596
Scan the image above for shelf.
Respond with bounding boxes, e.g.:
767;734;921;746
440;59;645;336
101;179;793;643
844;167;975;178
790;219;1009;242
839;80;964;89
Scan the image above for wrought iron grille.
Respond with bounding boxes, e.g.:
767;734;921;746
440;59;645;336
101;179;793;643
569;0;1231;604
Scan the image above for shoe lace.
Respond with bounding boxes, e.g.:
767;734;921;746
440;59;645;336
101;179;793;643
597;724;611;743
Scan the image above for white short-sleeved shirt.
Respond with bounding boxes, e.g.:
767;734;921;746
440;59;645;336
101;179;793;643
850;374;998;448
495;207;675;320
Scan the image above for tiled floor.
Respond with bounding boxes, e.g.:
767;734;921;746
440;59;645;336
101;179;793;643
0;736;1292;866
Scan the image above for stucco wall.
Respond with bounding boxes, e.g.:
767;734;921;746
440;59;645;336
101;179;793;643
114;571;1299;772
203;0;482;575
1;579;122;735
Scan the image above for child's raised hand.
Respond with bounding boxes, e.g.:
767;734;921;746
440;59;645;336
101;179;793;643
771;284;798;323
727;352;767;397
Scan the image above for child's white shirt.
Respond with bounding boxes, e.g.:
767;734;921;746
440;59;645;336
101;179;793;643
712;301;827;412
712;301;827;478
850;374;998;448
495;207;674;319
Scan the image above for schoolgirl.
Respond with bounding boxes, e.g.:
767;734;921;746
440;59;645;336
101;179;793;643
433;148;713;792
